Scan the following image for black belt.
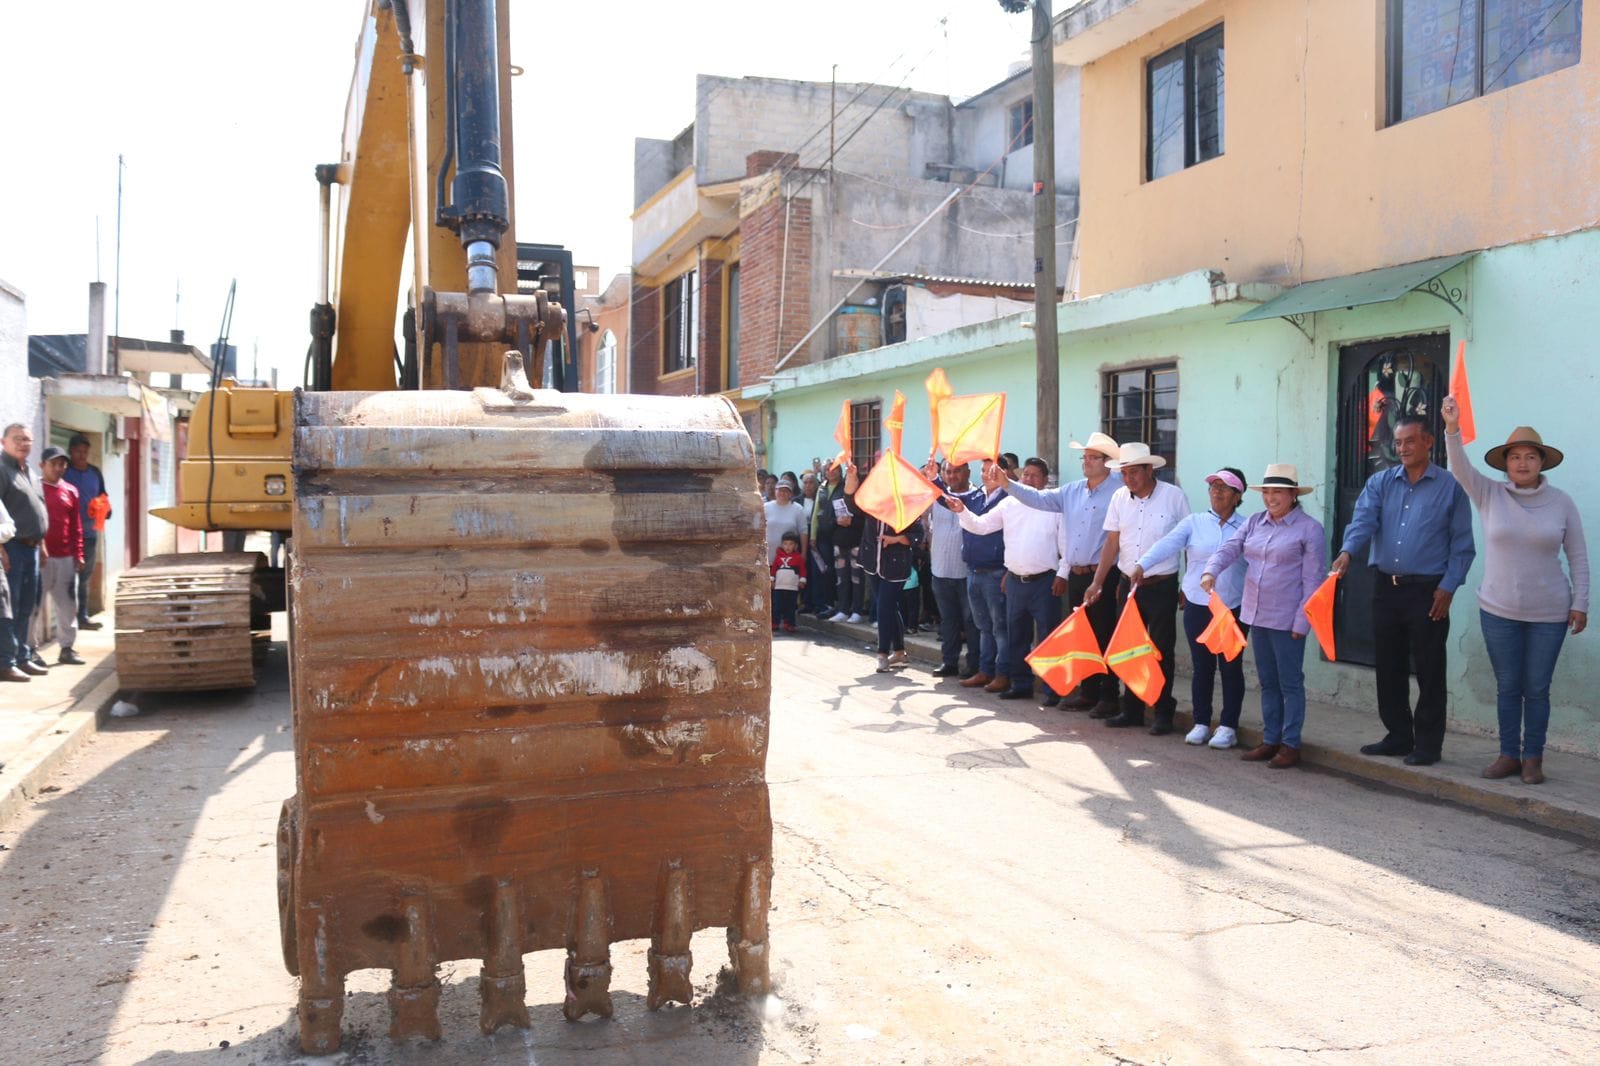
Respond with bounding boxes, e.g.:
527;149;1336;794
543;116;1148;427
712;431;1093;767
1378;571;1443;586
11;536;41;548
1068;565;1097;575
1134;571;1174;584
1009;570;1052;582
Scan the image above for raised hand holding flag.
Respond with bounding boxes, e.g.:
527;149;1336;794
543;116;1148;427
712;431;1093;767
924;368;953;460
936;392;1006;467
1449;340;1477;445
854;451;942;532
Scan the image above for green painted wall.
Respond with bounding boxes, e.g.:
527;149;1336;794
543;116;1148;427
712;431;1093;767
769;231;1600;754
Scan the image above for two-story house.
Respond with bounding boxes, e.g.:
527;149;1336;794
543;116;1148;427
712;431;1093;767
629;72;1078;456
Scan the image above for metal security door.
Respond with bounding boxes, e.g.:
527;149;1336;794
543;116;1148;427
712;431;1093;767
1333;333;1449;664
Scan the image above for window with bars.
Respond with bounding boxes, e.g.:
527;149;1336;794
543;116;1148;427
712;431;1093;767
1147;25;1225;181
662;268;698;374
849;400;882;473
1387;0;1582;124
1101;365;1178;483
1009;97;1035;148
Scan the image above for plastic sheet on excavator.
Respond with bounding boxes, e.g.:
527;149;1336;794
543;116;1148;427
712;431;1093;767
279;385;772;1053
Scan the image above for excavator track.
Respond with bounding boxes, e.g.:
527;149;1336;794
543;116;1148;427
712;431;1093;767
113;552;268;691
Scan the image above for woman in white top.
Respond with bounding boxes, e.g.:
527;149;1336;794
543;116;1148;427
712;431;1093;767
1442;396;1588;785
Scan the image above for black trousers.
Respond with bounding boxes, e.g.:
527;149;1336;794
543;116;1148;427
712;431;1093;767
1118;572;1180;717
1066;569;1119;702
1372;578;1450;757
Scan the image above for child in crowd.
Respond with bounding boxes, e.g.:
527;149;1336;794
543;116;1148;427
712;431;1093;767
771;531;807;633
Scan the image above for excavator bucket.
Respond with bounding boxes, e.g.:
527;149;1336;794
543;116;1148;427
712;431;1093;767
279;372;773;1053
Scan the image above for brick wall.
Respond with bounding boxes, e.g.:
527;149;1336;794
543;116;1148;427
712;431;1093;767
628;280;661;395
699;261;724;393
737;194;813;387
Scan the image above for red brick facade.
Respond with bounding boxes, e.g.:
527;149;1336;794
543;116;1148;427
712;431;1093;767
736;193;812;389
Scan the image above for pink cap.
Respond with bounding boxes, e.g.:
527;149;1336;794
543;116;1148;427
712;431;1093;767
1205;469;1245;492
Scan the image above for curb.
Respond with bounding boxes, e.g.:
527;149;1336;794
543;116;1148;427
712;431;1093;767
796;615;1600;844
0;664;120;828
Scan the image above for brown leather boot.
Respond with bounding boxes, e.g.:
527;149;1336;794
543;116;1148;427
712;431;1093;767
1481;755;1522;779
1521;757;1545;785
1267;746;1301;769
959;672;992;688
1241;743;1280;762
984;675;1010;693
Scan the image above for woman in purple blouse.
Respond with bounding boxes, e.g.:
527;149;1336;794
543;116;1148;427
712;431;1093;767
1202;464;1327;769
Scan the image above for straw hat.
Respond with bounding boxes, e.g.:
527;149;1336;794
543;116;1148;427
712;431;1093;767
1248;463;1314;496
1106;442;1165;470
1485;427;1563;471
1069;431;1121;461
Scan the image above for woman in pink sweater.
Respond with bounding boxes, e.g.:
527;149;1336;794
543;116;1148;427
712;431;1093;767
1442;397;1588;785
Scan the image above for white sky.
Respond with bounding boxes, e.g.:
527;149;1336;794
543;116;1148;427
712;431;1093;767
1;2;1034;387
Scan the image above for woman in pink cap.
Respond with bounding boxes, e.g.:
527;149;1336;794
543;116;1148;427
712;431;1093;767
1131;467;1250;748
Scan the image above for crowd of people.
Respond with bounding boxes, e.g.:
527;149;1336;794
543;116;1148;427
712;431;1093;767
2;423;110;683
761;409;1587;783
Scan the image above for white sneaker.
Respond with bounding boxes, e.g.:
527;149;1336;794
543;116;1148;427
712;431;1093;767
1208;726;1238;749
1185;724;1212;746
846;613;863;624
829;611;849;622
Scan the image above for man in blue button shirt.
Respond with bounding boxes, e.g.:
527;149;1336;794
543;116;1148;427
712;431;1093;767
929;459;1008;692
1333;415;1476;766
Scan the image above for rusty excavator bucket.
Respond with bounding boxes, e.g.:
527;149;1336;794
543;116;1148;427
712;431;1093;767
278;357;773;1053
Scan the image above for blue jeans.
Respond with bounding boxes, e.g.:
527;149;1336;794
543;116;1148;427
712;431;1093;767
966;569;1007;677
1182;600;1249;728
1251;626;1307;748
874;577;906;654
4;541;42;669
1004;572;1060;693
1480;609;1568;759
932;575;979;672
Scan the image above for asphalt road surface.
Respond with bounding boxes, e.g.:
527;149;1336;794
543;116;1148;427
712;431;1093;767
2;631;1598;1065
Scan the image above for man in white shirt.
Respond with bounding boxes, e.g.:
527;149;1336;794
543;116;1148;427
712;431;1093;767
949;457;1066;701
1083;442;1191;734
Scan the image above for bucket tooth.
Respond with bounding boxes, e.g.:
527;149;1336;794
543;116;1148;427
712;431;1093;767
387;892;442;1041
727;856;772;996
296;898;345;1055
563;869;614;1021
479;877;531;1033
647;861;694;1010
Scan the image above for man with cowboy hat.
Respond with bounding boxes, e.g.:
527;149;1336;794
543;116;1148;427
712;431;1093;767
1333;413;1475;766
985;431;1124;710
1082;442;1190;733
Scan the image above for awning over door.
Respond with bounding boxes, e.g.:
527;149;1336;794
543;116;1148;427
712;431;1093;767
1231;252;1474;324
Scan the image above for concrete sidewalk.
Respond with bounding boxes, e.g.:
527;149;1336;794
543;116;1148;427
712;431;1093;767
0;618;120;826
798;611;1600;844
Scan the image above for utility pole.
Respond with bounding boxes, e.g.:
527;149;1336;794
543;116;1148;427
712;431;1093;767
1029;0;1059;475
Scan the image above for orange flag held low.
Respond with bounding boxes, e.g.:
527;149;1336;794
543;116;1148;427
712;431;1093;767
925;368;953;459
833;399;853;464
1105;594;1165;707
855;451;942;532
1449;339;1477;445
936;392;1006;466
1303;572;1339;662
1026;606;1108;696
886;390;907;456
1197;590;1248;662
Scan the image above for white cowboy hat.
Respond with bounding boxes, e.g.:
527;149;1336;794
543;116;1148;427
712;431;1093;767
1248;463;1315;496
1069;431;1121;461
1106;442;1165;470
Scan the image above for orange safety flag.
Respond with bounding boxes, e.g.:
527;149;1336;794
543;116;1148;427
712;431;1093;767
1197;589;1247;661
1026;605;1108;696
833;399;852;464
1448;339;1476;445
88;492;112;533
1104;594;1165;707
1303;572;1339;662
886;390;907;456
854;450;941;532
936;392;1006;466
924;368;953;459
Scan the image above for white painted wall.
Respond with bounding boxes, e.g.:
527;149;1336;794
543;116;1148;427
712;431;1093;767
0;278;43;441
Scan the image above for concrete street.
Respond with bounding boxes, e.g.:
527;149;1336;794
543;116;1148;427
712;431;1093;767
2;629;1598;1064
